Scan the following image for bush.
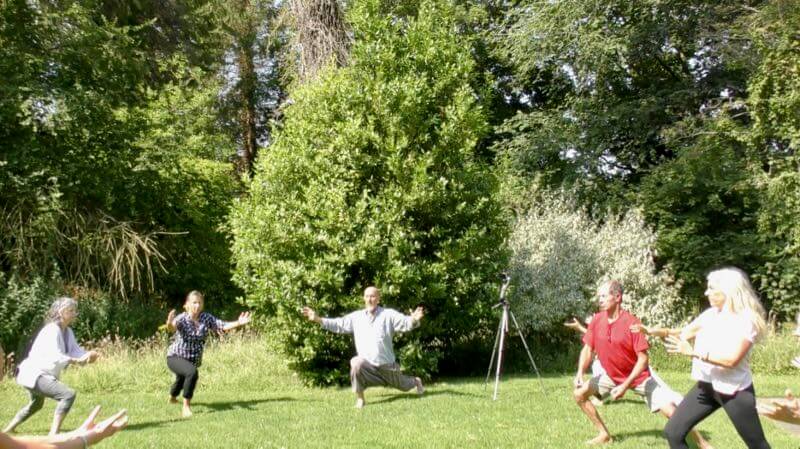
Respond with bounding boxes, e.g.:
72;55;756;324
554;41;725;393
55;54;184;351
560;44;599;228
507;192;686;332
230;0;508;384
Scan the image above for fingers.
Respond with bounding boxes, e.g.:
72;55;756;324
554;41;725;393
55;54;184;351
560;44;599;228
81;405;102;430
96;409;128;433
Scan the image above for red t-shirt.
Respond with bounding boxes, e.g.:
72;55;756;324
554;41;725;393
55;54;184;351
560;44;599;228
583;309;651;387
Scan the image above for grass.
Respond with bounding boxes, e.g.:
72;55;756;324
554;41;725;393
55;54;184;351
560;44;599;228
0;333;798;448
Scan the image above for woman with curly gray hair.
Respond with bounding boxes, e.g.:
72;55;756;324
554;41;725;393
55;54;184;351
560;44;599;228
3;297;100;435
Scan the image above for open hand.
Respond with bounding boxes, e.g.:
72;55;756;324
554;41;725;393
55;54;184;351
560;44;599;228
237;311;252;326
664;335;693;356
302;307;320;323
411;307;424;322
564;318;583;332
71;405;128;445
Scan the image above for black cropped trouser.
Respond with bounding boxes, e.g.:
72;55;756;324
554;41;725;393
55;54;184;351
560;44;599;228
664;381;770;449
167;356;199;400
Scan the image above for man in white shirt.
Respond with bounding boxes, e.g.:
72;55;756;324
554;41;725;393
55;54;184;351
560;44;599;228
303;286;425;408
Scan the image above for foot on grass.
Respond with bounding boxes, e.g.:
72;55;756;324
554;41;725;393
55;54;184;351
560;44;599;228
355;398;365;409
182;406;193;418
586;434;612;445
168;396;178;404
414;377;425;395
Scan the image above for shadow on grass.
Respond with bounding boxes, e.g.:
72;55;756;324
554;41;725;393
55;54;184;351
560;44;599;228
125;419;180;431
192;396;295;412
369;388;483;405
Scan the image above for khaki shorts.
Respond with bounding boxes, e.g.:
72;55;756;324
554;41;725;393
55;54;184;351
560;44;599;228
588;373;683;413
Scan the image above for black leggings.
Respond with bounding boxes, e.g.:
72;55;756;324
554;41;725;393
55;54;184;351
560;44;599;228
167;356;199;400
664;381;770;449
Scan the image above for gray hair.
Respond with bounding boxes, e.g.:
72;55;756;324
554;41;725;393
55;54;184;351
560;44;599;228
46;296;78;323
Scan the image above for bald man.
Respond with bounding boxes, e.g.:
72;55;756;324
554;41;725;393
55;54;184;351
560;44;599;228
303;286;425;408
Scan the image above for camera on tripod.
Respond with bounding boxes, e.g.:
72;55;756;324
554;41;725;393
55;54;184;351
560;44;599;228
485;272;544;399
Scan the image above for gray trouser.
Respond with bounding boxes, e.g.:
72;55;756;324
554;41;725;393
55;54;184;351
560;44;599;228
11;375;76;426
350;356;416;393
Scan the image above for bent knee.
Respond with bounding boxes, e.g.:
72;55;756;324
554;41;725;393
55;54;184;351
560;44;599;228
350;356;366;371
663;420;686;444
573;386;591;403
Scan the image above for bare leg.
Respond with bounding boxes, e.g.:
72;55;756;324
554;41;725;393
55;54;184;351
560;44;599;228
355;391;365;409
182;398;192;418
573;384;612;445
414;377;424;395
49;412;66;435
660;403;714;449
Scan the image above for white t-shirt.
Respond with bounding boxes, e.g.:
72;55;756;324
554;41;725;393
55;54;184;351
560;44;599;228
689;308;757;395
16;322;86;388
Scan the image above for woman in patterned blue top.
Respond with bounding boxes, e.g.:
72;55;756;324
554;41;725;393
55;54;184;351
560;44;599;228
165;290;252;418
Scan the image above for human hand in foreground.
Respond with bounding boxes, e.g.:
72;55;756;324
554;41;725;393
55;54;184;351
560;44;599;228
67;406;128;446
758;389;800;425
664;335;693;357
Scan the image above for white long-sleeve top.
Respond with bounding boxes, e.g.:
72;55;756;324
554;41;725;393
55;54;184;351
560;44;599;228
321;306;418;366
16;322;86;388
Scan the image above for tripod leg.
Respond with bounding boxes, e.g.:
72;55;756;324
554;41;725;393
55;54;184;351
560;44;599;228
484;311;504;388
493;308;508;400
508;310;545;392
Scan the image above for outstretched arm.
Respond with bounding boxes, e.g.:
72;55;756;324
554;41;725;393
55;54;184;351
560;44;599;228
5;406;127;448
222;312;252;331
302;307;353;334
564;318;587;334
630;323;680;339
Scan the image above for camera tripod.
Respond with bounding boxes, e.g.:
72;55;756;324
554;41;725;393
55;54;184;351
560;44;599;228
484;273;544;399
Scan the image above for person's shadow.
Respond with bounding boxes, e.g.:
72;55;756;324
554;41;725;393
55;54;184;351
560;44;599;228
368;388;481;405
192;396;295;412
125;397;295;431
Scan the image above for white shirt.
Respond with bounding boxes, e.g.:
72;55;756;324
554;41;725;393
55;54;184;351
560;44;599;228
16;322;86;388
689;308;757;395
322;307;418;366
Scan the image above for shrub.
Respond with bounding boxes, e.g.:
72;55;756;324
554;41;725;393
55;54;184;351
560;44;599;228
229;0;508;384
507;192;686;332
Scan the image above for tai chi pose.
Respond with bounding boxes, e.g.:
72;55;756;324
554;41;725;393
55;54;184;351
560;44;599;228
165;290;252;418
302;286;425;409
658;267;771;449
4;297;100;435
573;281;712;447
1;406;127;449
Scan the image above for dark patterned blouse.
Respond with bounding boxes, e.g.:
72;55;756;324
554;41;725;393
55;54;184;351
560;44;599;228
166;312;224;366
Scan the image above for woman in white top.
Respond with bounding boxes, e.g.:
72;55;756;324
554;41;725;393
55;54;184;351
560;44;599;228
660;267;771;449
3;297;99;435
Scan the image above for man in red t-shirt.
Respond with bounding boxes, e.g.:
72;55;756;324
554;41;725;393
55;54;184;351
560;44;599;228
573;280;712;448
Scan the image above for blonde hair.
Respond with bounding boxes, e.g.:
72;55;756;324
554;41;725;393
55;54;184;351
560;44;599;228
707;267;767;341
183;290;204;311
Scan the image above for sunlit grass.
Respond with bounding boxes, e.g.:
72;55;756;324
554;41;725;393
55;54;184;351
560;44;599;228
0;332;797;448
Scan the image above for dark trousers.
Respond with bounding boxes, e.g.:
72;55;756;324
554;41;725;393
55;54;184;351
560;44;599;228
349;356;417;393
167;356;199;400
664;381;770;449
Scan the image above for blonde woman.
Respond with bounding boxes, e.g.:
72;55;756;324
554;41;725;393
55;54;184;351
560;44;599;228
4;297;99;435
164;291;252;418
660;267;771;449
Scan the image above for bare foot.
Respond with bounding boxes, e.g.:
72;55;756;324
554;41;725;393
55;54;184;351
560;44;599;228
586;434;612;445
414;377;425;395
182;406;193;418
168;396;178;404
355;398;365;409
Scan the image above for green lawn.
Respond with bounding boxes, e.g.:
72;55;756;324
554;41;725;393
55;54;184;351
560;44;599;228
1;335;797;448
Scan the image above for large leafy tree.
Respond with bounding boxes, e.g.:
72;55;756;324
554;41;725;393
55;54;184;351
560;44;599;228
230;0;508;384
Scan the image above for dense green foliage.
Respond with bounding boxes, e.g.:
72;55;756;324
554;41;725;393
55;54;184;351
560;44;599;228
492;0;800;318
230;0;508;384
